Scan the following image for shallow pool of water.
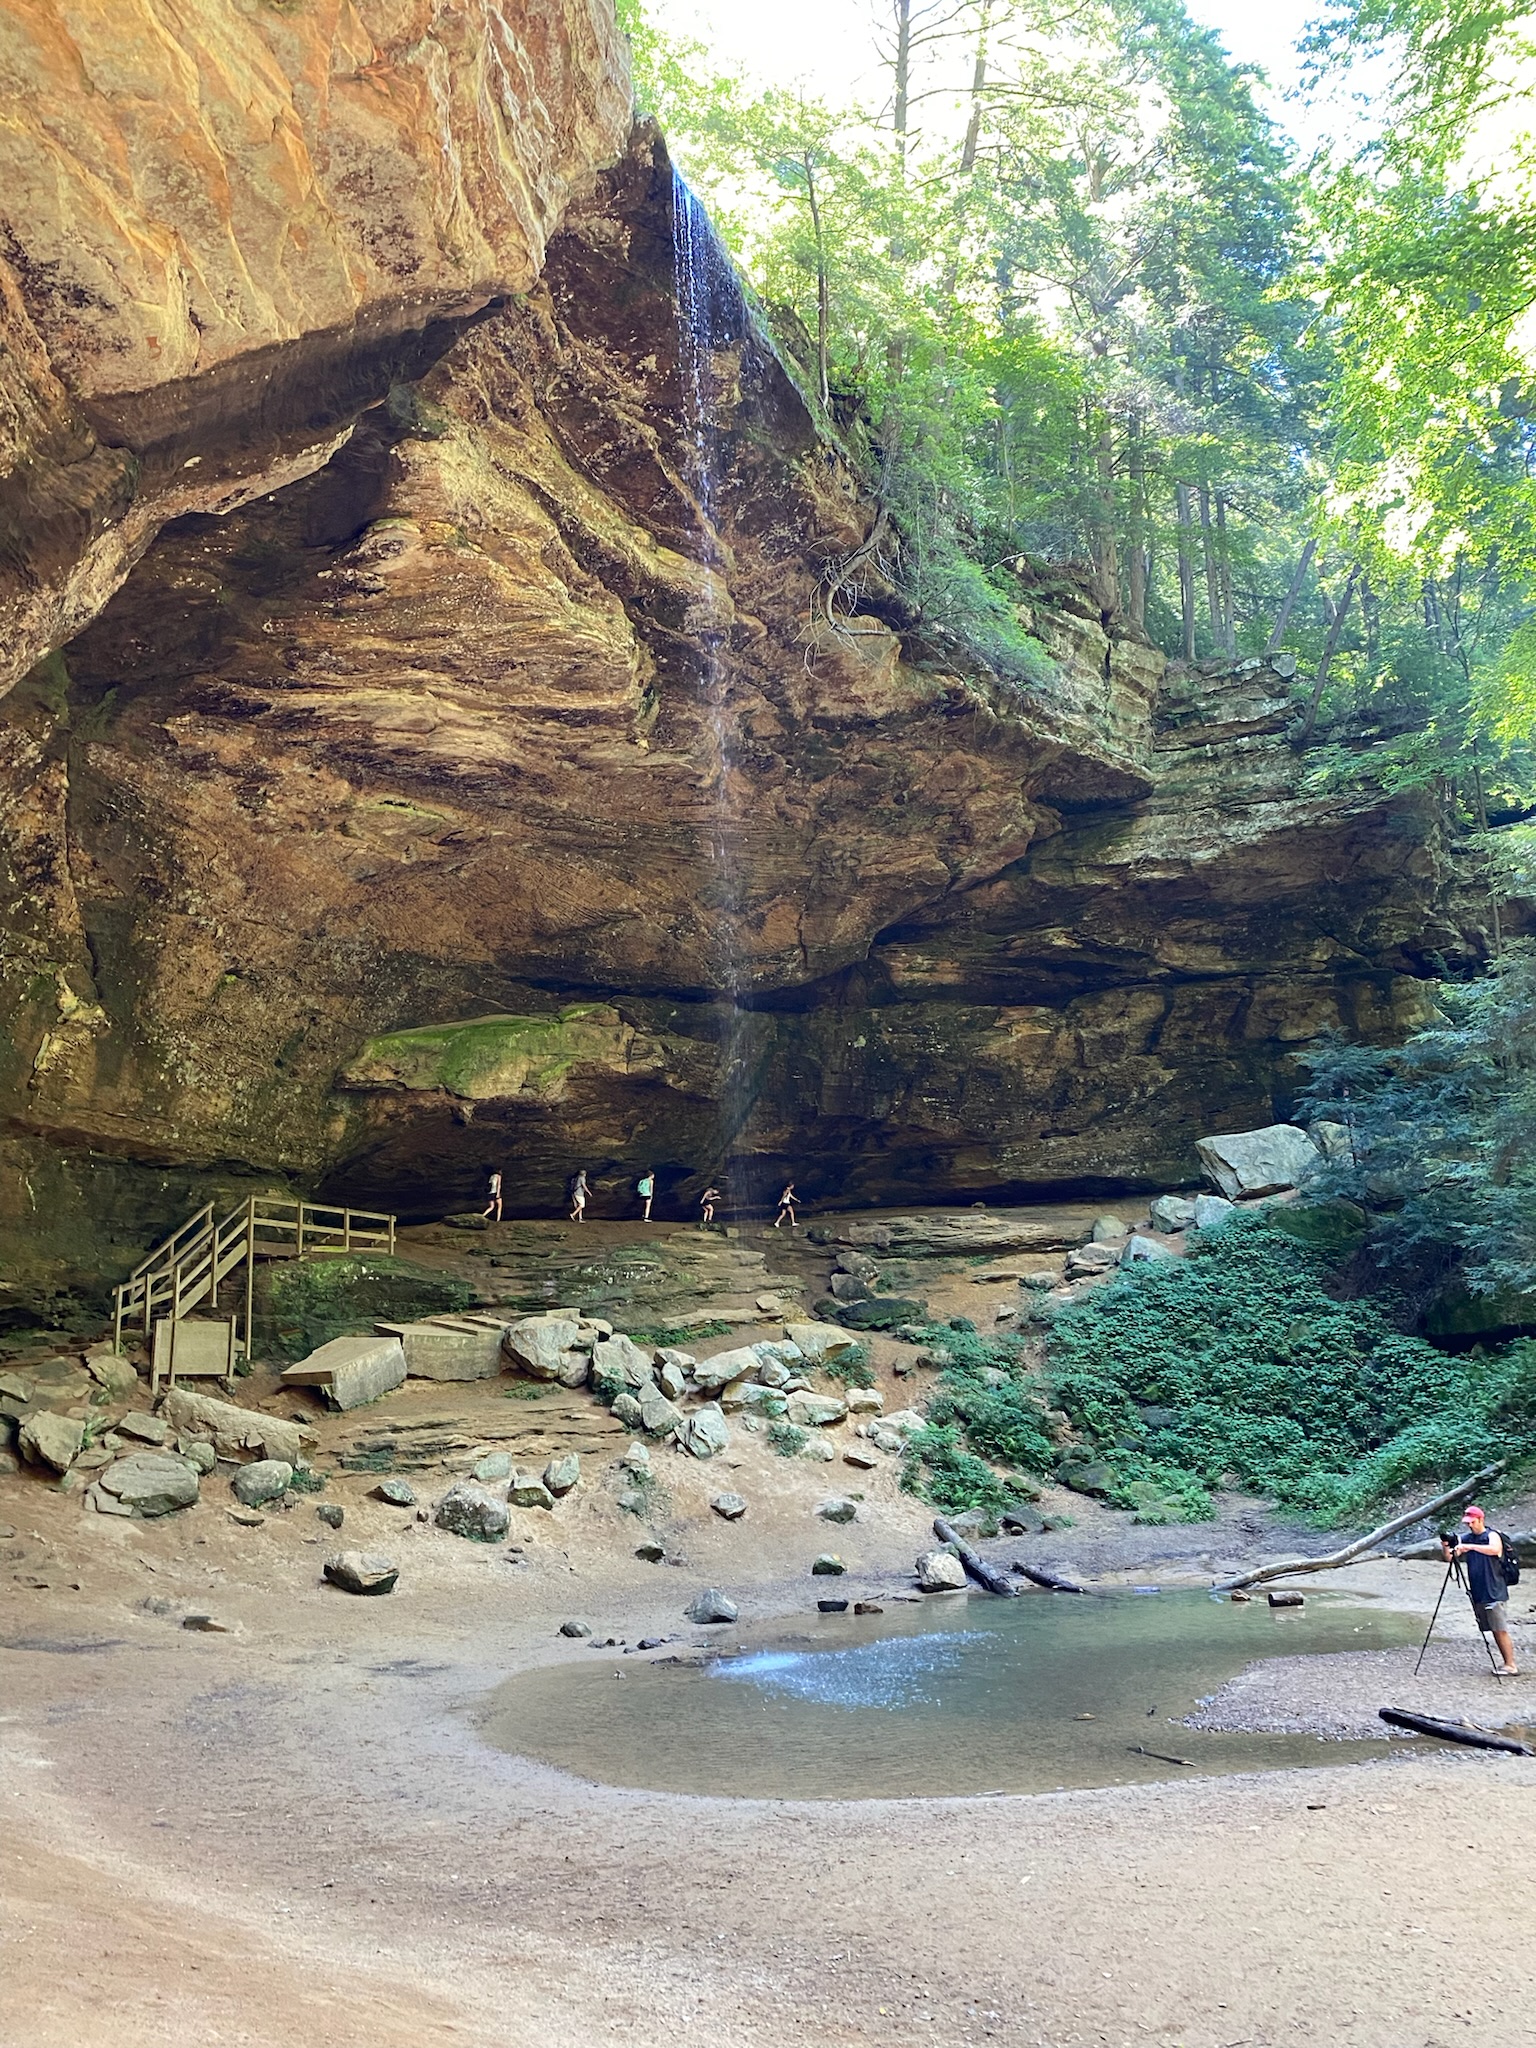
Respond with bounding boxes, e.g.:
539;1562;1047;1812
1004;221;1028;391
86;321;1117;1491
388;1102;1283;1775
483;1590;1421;1799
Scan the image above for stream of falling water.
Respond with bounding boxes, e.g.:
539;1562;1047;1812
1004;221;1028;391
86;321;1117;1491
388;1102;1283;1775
671;170;760;1203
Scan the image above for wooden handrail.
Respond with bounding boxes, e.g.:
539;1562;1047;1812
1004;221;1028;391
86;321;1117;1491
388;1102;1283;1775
113;1191;398;1355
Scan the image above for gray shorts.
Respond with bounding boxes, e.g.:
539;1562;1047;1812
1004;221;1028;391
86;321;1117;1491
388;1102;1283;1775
1475;1601;1510;1634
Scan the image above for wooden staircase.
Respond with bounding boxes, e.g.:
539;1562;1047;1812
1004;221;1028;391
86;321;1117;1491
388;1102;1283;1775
112;1195;397;1357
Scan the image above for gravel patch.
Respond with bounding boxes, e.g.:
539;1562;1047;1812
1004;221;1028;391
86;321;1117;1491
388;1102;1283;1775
1186;1633;1536;1741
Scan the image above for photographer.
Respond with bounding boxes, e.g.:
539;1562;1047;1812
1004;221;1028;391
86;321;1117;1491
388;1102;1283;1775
1440;1505;1519;1676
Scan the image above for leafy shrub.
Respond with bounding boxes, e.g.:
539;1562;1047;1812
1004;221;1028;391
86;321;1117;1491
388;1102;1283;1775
1044;1212;1536;1522
821;1341;875;1388
767;1420;809;1457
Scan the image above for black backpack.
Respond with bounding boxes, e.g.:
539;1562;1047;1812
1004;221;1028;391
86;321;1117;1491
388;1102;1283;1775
1496;1533;1523;1588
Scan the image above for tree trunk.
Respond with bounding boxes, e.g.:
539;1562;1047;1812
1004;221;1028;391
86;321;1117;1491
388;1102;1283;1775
803;152;830;411
1215;491;1236;653
1092;413;1119;615
892;0;911;165
1199;485;1223;653
959;3;990;175
1176;484;1197;659
1299;565;1358;742
1126;425;1147;632
1264;537;1316;654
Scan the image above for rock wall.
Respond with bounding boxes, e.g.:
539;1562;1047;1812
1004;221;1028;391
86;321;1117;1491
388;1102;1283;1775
0;116;1491;1303
0;0;631;698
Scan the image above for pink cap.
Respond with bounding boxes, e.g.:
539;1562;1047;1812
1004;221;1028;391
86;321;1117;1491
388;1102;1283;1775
1463;1505;1486;1520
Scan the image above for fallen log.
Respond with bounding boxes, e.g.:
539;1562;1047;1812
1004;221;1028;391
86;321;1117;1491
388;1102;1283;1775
1128;1743;1195;1767
1013;1563;1092;1594
933;1517;1018;1596
1213;1463;1506;1593
1379;1708;1533;1756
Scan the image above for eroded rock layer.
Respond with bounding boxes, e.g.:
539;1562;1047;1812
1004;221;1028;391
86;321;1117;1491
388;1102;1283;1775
0;122;1487;1300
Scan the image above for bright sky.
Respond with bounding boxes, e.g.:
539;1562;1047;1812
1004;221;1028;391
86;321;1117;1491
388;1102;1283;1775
648;0;1375;157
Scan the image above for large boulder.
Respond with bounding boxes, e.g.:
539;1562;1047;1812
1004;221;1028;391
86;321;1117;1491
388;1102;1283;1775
1121;1234;1175;1265
161;1388;311;1466
637;1382;684;1437
685;1587;739;1624
1148;1194;1198;1233
916;1549;967;1592
504;1317;584;1381
18;1410;84;1473
324;1552;399;1595
433;1482;510;1542
98;1452;199;1516
689;1345;763;1393
783;1322;864;1366
785;1391;848;1428
230;1459;293;1506
684;1403;730;1459
543;1453;581;1496
1195;1123;1321;1200
1192;1194;1237;1230
590;1333;656;1390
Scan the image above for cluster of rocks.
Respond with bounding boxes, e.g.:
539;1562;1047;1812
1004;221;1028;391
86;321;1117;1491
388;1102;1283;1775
500;1312;876;1462
431;1448;582;1540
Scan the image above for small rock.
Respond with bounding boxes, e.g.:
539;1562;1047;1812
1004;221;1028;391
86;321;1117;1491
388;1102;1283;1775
817;1497;858;1525
559;1619;593;1638
843;1449;879;1470
854;1601;883;1615
916;1549;968;1592
755;1294;784;1313
509;1471;556;1511
18;1410;85;1474
473;1450;512;1483
817;1598;850;1613
373;1478;417;1507
684;1587;738;1624
619;1441;652;1472
323;1551;399;1595
1000;1504;1048;1536
637;1636;666;1650
617;1489;649;1515
637;1382;684;1437
1230;1591;1253;1603
711;1492;748;1520
434;1482;511;1542
811;1553;847;1575
635;1540;665;1561
231;1459;293;1507
1192;1193;1237;1230
316;1503;345;1529
1091;1215;1129;1243
845;1387;884;1414
1267;1589;1305;1608
543;1453;581;1496
179;1439;217;1474
117;1412;170;1446
657;1361;687;1401
611;1392;646;1432
181;1614;231;1632
226;1506;265;1527
86;1484;134;1517
82;1351;141;1398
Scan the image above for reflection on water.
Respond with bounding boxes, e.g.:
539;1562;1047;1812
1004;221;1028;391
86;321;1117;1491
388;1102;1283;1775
483;1589;1420;1801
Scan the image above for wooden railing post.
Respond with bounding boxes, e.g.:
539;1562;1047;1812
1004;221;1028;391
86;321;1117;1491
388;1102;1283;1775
245;1197;256;1363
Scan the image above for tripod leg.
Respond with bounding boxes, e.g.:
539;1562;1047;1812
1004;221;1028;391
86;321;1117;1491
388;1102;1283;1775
1414;1561;1455;1677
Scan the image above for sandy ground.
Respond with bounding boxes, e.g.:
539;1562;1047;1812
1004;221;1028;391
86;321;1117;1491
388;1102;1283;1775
6;1228;1536;2047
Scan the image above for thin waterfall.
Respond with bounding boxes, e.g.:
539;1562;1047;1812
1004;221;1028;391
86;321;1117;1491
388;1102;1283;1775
670;169;758;1207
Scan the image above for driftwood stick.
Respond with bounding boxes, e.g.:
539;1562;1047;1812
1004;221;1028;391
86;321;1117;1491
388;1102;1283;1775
1380;1708;1532;1756
1213;1463;1506;1592
933;1517;1019;1596
1128;1743;1195;1767
1013;1563;1093;1594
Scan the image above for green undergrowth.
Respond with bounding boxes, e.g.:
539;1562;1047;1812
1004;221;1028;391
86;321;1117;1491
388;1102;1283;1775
256;1255;474;1362
767;1420;810;1457
899;1212;1536;1528
820;1341;875;1388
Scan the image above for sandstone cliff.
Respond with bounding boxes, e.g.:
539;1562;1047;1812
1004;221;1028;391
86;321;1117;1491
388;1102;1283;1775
0;109;1488;1304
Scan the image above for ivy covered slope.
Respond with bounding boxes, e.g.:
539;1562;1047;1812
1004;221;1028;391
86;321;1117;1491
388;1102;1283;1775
905;1210;1536;1527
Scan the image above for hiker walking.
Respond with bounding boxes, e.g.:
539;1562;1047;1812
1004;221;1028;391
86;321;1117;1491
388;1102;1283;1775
637;1169;655;1222
1441;1505;1520;1675
570;1169;589;1223
774;1180;799;1229
699;1183;721;1227
482;1169;503;1223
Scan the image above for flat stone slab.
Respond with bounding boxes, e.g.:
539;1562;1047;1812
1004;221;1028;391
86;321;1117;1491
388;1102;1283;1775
378;1320;505;1380
324;1551;399;1595
18;1410;84;1473
98;1452;200;1516
809;1211;1100;1256
281;1334;406;1410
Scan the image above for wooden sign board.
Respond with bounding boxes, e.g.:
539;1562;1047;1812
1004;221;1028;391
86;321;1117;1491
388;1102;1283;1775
152;1317;237;1395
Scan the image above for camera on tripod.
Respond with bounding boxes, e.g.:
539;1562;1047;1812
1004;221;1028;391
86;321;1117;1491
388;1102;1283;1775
1438;1528;1461;1548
